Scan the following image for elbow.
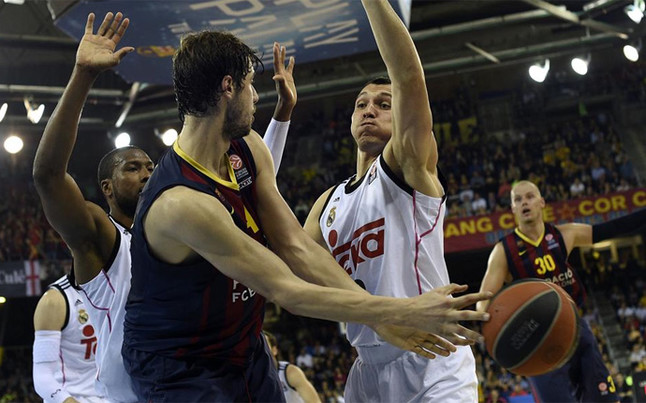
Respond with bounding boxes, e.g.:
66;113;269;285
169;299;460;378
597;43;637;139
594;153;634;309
32;164;55;188
271;285;307;316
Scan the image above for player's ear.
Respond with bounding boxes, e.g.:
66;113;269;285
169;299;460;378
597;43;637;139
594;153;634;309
101;179;113;198
221;75;234;99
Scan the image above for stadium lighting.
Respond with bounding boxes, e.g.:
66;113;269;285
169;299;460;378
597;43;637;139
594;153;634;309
0;296;5;304
528;59;550;83
625;0;645;23
24;98;44;124
0;103;7;122
571;56;589;76
624;44;640;61
160;128;178;146
4;135;24;154
114;132;131;148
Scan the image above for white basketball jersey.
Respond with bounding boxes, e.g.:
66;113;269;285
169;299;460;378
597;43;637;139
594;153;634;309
79;217;137;403
278;361;304;403
319;156;450;348
49;275;103;401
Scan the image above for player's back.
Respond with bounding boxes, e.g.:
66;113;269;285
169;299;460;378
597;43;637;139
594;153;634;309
49;275;103;401
124;139;267;366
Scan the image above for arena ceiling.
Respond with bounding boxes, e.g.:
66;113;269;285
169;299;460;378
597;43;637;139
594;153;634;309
0;0;642;136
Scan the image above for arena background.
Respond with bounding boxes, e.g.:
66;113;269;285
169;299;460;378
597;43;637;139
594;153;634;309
1;0;646;401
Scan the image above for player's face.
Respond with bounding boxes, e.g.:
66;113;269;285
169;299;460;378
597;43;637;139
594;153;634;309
511;183;545;224
351;84;392;155
111;149;154;218
224;67;258;141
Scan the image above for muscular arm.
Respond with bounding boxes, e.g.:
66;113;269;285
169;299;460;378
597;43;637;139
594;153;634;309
145;135;489;341
477;242;511;312
33;290;77;403
361;0;441;197
286;364;319;403
303;187;334;249
32;13;133;284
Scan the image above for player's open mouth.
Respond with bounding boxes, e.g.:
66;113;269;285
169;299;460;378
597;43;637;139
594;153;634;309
522;208;531;214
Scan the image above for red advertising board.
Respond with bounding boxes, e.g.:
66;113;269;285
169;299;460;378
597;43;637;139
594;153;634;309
444;189;646;254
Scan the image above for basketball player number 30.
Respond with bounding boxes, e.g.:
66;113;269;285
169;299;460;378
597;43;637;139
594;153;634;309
534;255;556;275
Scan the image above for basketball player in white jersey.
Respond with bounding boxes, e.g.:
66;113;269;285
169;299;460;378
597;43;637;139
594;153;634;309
304;1;478;401
33;12;298;402
33;274;104;403
264;332;319;403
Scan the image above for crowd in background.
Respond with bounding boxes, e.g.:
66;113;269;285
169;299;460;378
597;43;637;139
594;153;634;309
0;60;645;402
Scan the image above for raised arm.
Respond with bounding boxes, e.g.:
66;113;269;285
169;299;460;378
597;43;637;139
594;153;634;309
32;12;134;283
361;0;440;196
263;42;296;174
477;242;511;312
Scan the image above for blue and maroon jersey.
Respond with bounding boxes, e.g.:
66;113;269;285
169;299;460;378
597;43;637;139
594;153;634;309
500;223;586;307
124;139;266;367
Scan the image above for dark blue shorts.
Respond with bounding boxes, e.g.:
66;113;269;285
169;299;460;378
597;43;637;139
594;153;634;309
528;319;618;402
122;337;284;402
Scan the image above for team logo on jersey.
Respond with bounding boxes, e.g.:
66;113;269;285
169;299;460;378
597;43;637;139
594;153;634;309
516;240;525;249
327;207;336;227
332;217;385;275
546;234;559;250
78;309;89;324
229;154;243;170
368;163;378;184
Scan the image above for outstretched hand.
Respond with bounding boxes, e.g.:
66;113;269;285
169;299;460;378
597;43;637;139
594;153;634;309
412;284;492;345
371;323;457;360
272;42;296;120
76;12;134;75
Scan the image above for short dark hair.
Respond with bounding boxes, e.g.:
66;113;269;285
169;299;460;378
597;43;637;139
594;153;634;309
362;76;391;88
97;146;143;186
173;31;262;123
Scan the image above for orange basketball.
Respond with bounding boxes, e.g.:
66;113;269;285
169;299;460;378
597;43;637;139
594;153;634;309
482;279;580;377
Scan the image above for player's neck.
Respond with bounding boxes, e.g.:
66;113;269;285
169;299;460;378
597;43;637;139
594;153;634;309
109;208;133;229
355;152;378;183
517;221;544;242
178;116;231;180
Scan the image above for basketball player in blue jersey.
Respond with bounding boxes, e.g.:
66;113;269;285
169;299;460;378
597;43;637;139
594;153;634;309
478;180;646;402
33;11;298;402
122;24;492;402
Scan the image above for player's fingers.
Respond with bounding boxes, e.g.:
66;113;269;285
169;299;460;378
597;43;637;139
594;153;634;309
273;42;281;72
451;291;493;310
112;16;129;44
424;334;456;353
453;324;484;344
435;283;468;296
413;345;437;360
449;308;490;323
287;56;295;74
97;12;114;36
114;47;135;61
85;13;95;35
106;12;122;38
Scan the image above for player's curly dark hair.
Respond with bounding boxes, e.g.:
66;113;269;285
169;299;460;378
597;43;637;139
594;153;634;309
173;31;262;123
